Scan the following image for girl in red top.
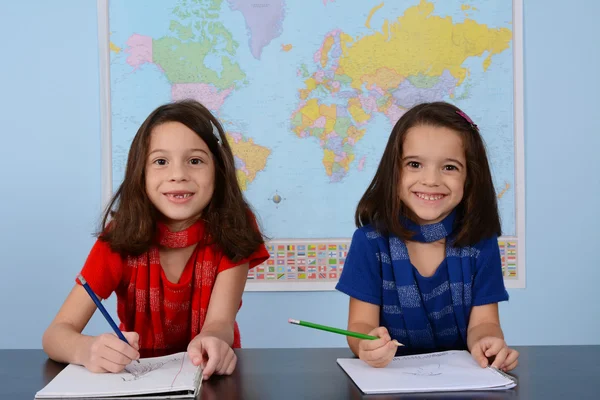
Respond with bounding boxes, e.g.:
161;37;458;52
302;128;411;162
42;100;269;381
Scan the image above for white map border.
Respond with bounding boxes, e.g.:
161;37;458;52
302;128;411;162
513;0;525;289
96;0;525;291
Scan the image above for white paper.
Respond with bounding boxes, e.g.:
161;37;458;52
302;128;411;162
337;350;516;394
36;352;201;399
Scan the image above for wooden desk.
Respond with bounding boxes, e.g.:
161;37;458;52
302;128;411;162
1;346;598;399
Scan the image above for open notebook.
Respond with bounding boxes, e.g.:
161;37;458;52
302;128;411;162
36;352;201;399
337;350;517;394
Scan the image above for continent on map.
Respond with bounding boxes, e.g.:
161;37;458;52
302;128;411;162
124;3;246;93
121;0;269;191
227;133;271;190
291;0;512;182
227;0;286;59
338;0;512;86
292;99;365;182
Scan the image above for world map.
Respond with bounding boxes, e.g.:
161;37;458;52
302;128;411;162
108;0;517;244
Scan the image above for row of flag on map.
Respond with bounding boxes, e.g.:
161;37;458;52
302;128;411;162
247;239;518;282
499;240;518;278
247;243;348;281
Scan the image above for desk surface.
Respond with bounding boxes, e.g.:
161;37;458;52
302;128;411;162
1;346;598;399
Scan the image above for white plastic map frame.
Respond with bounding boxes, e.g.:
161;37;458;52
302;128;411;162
96;0;525;291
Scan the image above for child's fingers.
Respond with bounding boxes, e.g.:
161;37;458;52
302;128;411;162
98;356;128;373
359;337;388;351
470;345;488;367
101;345;136;367
501;349;519;369
187;341;204;366
484;339;504;357
201;343;220;380
366;350;396;368
224;352;237;375
217;350;235;374
213;349;227;375
491;347;509;368
123;331;140;351
201;352;209;369
362;340;396;363
368;327;392;342
503;358;519;372
104;334;140;362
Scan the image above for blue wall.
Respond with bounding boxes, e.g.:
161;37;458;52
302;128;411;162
1;0;598;349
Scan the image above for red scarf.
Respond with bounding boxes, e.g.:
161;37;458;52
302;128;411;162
122;220;220;351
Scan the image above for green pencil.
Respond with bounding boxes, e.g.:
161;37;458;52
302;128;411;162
288;319;403;346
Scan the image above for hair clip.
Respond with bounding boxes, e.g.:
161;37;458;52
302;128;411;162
456;110;478;131
210;121;222;146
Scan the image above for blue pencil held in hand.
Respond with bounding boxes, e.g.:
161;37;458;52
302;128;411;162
78;274;140;363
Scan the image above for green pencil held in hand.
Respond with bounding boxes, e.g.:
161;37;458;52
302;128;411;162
288;319;403;346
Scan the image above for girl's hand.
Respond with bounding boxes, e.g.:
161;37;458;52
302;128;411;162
187;335;237;380
81;331;140;373
358;327;398;368
470;336;519;371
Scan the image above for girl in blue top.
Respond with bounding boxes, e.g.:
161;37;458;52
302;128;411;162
336;101;519;372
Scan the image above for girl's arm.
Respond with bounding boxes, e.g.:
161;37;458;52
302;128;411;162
347;297;381;356
198;262;250;345
466;239;518;370
347;297;397;368
187;263;249;379
42;284;139;371
467;303;519;371
466;303;504;349
42;284;99;364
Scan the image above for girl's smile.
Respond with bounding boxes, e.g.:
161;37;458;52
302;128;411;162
163;191;196;204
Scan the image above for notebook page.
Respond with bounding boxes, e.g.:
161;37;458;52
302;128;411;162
36;352;200;399
337;350;516;394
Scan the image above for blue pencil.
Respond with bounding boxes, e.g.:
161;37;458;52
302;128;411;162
78;274;139;363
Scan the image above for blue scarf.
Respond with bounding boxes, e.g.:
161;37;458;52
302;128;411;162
383;210;474;350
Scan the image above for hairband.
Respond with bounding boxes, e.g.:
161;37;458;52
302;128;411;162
210;121;222;146
456;110;478;131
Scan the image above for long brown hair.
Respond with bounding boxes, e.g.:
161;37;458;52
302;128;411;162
100;100;265;261
355;101;501;247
